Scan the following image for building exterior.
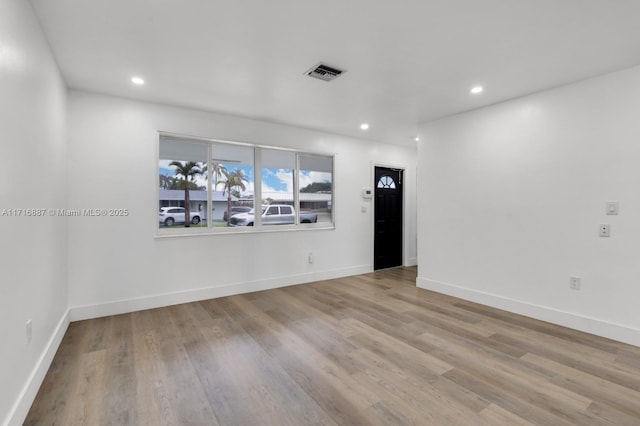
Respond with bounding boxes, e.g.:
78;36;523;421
159;189;239;221
160;189;332;222
258;191;332;212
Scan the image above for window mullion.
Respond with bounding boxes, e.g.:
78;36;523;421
254;148;262;227
294;153;300;225
207;144;212;228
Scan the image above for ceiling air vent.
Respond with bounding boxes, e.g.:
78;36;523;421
305;63;345;82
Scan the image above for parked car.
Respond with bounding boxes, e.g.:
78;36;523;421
158;207;201;226
229;204;318;226
223;206;252;222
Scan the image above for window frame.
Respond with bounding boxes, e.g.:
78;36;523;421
157;132;335;237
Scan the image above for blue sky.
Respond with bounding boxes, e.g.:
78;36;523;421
160;161;331;195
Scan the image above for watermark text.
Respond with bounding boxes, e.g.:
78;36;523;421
1;208;129;217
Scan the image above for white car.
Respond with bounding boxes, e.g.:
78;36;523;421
158;207;201;226
229;204;317;226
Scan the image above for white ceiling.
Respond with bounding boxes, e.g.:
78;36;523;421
30;0;640;146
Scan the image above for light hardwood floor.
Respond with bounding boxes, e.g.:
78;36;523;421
26;267;640;425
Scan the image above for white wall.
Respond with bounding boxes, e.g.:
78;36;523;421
417;65;640;346
67;91;417;318
0;1;69;425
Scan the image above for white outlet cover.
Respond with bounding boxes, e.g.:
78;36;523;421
569;276;581;290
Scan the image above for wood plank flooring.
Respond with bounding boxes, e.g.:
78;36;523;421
26;267;640;425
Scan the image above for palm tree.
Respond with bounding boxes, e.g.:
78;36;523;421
209;162;227;188
169;161;203;227
159;174;173;189
216;168;248;225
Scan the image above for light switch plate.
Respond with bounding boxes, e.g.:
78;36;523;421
606;201;619;215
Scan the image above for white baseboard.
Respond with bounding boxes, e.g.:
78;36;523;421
4;309;70;426
70;265;372;321
405;257;418;267
417;277;640;348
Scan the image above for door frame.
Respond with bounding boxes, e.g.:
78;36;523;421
371;162;406;270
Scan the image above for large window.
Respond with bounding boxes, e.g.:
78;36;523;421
158;134;334;233
211;142;255;227
299;154;333;225
159;138;207;228
262;149;294;208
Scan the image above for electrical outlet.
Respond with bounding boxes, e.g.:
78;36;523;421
308;252;314;264
599;224;611;237
569;276;581;290
26;320;32;343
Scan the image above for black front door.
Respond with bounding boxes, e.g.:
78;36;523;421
374;167;403;270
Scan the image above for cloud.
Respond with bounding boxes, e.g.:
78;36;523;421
267;169;331;193
273;169;294;192
299;171;332;190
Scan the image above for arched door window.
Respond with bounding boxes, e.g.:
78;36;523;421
377;175;396;189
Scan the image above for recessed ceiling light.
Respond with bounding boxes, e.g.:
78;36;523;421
131;76;145;85
360;123;369;130
415;137;420;142
470;86;483;94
